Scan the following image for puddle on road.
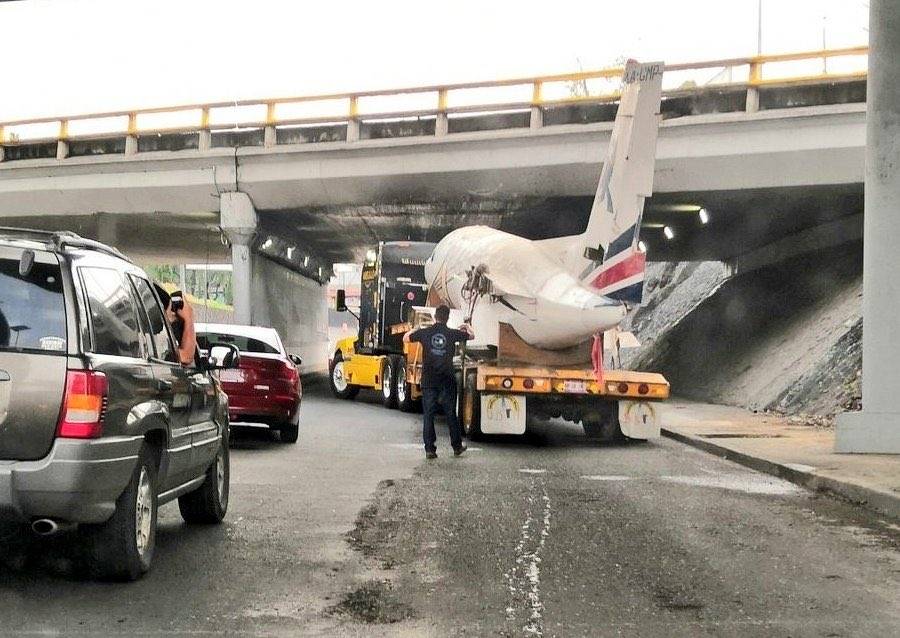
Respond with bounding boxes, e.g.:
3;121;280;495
661;474;802;495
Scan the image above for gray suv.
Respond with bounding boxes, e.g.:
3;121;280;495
0;228;237;580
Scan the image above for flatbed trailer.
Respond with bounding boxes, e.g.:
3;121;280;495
396;322;669;441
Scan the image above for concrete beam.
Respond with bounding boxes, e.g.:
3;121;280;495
836;0;900;454
0;106;864;218
730;214;863;275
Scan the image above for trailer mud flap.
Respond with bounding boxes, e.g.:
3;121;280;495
480;393;526;434
619;400;661;440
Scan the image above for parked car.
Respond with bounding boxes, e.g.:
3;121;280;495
196;323;302;443
0;228;238;580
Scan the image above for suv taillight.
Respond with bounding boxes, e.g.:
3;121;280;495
57;370;108;439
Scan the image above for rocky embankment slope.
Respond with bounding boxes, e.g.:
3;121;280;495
621;246;862;419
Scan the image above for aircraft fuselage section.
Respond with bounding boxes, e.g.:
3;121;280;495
425;226;626;350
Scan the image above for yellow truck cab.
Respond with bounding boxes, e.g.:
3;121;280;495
329;241;435;409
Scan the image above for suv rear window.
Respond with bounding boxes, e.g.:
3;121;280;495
0;255;67;353
197;332;280;355
80;267;143;358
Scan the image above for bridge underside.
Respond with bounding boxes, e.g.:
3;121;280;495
258;182;863;265
0;181;863;270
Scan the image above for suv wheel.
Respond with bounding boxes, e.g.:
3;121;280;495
179;435;230;524
81;444;158;581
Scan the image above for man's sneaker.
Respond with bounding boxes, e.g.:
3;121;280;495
453;445;467;457
425;451;438;460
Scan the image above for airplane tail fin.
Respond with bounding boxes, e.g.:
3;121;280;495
560;59;664;306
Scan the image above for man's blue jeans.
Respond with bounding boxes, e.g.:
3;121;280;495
423;381;463;453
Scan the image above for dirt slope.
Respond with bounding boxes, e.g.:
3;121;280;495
621;245;862;419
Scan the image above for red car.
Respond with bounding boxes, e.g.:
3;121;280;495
197;323;302;443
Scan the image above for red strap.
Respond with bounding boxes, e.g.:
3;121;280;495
591;332;604;384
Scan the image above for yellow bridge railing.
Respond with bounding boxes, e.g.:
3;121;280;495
0;46;867;155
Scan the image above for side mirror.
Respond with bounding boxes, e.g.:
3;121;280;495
335;289;347;312
208;343;241;369
289;354;302;367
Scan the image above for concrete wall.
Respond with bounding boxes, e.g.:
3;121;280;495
250;254;329;374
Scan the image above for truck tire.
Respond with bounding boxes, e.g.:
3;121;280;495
461;371;482;440
179;433;230;523
330;352;359;400
582;401;624;442
396;356;420;412
382;356;399;409
81;444;158;581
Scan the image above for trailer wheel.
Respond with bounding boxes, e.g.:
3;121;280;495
582;400;624;442
382;357;399;409
329;353;359;400
461;371;482;440
396;356;419;412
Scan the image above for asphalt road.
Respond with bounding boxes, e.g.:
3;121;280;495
0;382;898;637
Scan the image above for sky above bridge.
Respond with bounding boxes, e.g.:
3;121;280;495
0;0;869;122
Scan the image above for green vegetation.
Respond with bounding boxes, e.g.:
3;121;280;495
143;264;234;310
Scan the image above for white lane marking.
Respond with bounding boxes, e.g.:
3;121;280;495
518;468;547;474
661;474;801;495
580;475;632;481
504;478;552;637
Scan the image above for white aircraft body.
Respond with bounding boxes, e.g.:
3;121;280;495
424;59;665;350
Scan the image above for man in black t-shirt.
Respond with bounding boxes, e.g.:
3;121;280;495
404;305;474;459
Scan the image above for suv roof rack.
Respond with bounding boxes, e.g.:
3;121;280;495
0;226;132;263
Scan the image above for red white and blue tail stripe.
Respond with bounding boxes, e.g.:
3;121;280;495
582;224;646;305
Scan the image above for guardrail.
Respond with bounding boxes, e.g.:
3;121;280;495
0;45;867;160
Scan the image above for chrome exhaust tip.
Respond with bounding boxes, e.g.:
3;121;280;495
31;518;59;536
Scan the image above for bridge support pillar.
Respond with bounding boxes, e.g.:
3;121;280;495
347;119;360;143
745;87;760;113
56;140;69;160
435;113;449;137
264;126;276;148
220;191;257;326
95;213;118;246
530;106;543;129
125;135;138;156
836;0;900;454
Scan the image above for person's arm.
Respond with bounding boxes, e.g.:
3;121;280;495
458;323;475;341
403;328;418;344
174;301;197;366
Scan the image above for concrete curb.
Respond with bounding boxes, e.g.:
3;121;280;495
661;427;900;521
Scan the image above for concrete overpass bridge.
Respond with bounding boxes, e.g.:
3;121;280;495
0;47;869;371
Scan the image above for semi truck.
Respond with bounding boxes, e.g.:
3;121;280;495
329;241;670;441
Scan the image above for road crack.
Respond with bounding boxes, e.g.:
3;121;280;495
503;476;552;637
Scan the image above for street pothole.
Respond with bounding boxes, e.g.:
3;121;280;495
328;579;414;624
